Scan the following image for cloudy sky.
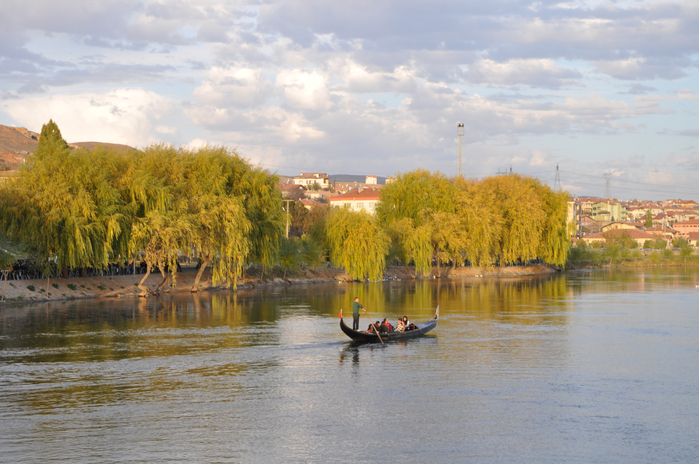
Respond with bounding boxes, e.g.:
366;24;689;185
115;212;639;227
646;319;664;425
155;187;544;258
1;0;698;199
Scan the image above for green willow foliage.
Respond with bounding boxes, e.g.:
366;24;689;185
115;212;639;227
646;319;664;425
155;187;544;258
326;207;391;281
376;170;570;274
0;122;283;291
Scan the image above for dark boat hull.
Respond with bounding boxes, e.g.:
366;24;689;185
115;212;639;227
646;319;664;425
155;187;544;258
340;307;439;342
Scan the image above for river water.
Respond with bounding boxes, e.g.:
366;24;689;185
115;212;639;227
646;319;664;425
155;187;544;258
1;269;698;463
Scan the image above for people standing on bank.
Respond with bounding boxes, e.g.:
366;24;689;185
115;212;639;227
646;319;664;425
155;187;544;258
352;297;364;331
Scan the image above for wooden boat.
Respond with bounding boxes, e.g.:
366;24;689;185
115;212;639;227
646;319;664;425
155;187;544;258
340;306;439;342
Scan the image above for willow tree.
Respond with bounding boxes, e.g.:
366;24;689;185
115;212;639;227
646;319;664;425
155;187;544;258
530;179;570;266
387;218;432;278
130;209;194;296
0;122;132;276
423;210;470;275
479;174;546;265
181;147;252;291
376;169;456;275
236;167;284;272
453;177;502;267
326;207;390;281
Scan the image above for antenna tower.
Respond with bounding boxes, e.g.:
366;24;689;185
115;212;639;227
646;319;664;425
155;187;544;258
554;164;562;191
603;172;612;199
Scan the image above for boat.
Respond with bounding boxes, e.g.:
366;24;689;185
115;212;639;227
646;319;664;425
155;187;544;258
339;306;439;342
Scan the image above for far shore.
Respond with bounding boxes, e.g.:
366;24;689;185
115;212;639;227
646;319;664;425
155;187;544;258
0;264;557;306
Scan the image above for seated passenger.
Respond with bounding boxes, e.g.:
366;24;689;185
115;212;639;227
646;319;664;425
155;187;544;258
402;316;411;330
383;318;394;332
395;319;405;332
378;318;392;334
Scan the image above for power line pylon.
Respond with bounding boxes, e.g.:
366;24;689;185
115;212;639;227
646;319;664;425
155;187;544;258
603;172;612;199
554;164;562;191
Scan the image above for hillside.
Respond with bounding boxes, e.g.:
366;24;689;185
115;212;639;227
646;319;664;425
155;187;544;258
0;124;134;170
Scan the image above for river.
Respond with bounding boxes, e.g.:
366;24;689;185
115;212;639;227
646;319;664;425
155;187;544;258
1;269;698;463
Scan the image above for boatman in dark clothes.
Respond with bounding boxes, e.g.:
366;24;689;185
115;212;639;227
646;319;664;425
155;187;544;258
352;297;364;331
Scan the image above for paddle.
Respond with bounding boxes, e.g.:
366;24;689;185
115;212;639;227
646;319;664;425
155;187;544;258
362;308;384;345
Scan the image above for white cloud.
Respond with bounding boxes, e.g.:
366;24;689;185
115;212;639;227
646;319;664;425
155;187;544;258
2;88;171;147
193;65;273;108
465;59;581;89
275;69;331;110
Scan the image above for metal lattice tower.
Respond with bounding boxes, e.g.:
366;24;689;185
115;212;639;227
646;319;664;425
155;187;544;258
457;123;464;177
554;164;562;191
603;172;612;199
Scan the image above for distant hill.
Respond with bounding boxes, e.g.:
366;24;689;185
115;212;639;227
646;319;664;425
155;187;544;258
0;124;134;170
329;174;387;185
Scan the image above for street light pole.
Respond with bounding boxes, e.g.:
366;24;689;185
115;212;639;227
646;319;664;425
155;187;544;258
457;123;464;177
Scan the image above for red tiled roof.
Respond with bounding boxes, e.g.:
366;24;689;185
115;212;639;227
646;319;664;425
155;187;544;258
329;188;381;202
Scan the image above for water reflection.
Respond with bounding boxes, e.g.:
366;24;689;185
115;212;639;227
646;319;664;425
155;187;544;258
2;270;699;462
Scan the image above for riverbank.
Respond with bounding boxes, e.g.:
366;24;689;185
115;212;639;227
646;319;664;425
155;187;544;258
0;264;556;305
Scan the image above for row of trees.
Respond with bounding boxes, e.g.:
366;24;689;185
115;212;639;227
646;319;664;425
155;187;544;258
0;122;571;289
0;121;283;295
324;169;570;280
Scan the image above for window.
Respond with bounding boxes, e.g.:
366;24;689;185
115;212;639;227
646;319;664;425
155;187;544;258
356;202;364;209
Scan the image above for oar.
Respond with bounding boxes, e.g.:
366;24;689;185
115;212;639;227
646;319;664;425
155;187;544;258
362;308;384;345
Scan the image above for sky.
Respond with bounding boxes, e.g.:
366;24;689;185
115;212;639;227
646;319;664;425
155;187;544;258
1;0;698;200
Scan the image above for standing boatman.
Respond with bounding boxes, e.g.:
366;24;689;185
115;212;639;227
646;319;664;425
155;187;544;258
352;297;364;331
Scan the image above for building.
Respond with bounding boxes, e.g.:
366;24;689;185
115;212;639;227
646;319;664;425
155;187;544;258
582;229;661;248
673;219;699;238
292;173;330;189
600;222;640;233
329;188;381;214
280;183;305;199
300;199;322;210
365;175;377;185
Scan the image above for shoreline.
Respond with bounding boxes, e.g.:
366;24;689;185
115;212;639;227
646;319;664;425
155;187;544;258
0;264;556;306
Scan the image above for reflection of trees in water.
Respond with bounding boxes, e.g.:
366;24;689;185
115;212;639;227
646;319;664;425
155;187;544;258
461;275;572;325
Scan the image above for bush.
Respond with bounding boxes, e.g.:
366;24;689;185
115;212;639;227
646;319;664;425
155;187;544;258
27;285;35;291
67;283;77;290
97;284;106;291
52;283;59;289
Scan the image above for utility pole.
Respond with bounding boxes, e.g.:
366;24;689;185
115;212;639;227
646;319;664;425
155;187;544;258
283;199;293;238
457;123;464;177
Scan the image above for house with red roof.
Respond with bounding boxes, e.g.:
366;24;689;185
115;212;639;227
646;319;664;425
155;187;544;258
329;188;381;215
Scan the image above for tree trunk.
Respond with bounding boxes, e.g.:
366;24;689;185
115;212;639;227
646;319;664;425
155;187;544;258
62;265;68;279
403;263;415;279
192;255;211;292
137;262;152;297
155;265;170;294
2;271;7;301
